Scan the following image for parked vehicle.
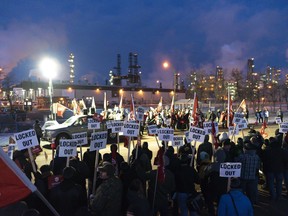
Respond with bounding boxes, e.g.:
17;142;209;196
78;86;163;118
42;115;119;145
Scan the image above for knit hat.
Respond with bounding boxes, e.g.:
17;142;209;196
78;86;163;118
230;177;241;188
99;162;115;177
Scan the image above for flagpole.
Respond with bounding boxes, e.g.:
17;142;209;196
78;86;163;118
28;148;37;173
34;190;60;216
227;88;230;130
127;137;131;164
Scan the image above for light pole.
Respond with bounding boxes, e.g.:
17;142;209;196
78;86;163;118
162;61;177;98
39;58;58;120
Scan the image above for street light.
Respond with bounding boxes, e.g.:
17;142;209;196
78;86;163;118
39;57;59;120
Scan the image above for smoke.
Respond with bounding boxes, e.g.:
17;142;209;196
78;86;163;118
0;20;68;75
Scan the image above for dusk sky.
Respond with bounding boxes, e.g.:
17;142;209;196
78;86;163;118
1;0;288;88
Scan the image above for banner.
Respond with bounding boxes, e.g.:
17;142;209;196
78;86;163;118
136;107;145;122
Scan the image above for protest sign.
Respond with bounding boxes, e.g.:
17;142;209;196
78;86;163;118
275;117;281;124
136;107;145;122
279;123;288;133
237;118;248;130
123;121;140;137
203;122;219;135
111;120;124;133
184;131;192;143
14;129;39;150
189;126;205;142
220;162;242;177
58;140;77;157
147;125;158;135
232;112;244;124
72;132;88;146
90;131;108;151
157;128;174;141
172;135;184;147
229;126;239;136
88;118;101;130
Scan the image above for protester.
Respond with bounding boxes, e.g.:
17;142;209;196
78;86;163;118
108;143;125;176
90;162;123;216
237;140;261;204
217;178;254;216
196;134;213;167
262;137;288;200
49;166;88;216
33;119;43;144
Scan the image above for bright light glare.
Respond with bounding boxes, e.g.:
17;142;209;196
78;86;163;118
163;61;169;69
39;58;59;79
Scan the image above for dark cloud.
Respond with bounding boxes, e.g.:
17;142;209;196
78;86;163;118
1;0;287;87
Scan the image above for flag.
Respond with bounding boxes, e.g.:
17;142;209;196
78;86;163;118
228;94;234;126
239;99;246;112
0;148;37;208
103;92;107;119
91;97;96;109
260;121;268;138
157;97;163;112
128;94;135;121
80;99;87;110
192;93;199;126
72;99;81;115
156;147;165;184
56;103;67;117
119;94;123;110
170;95;175;115
211;121;219;149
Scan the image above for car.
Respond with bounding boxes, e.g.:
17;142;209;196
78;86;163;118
42;115;119;146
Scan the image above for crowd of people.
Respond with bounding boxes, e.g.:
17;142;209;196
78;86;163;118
1;123;288;216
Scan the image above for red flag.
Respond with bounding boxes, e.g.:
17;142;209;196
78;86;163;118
192;94;199;126
56;103;67;117
156;148;165;184
260;121;268;138
0;148;37;208
211;121;219;149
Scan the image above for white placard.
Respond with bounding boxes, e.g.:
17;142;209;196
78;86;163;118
279;123;288;133
237;118;248;130
275;117;281;124
157;128;174;141
203;122;219;135
14;129;39;150
90;131;108;151
72;132;88;146
189;126;205;142
147;125;158;135
88;118;101;129
184;131;192;143
172;135;184;147
123;122;140;137
229;126;239;136
111;120;124;133
232;112;244;124
106;120;113;129
58;139;77;157
136;107;145;122
220;162;242;177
